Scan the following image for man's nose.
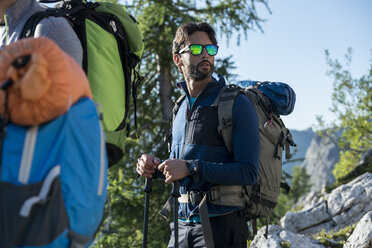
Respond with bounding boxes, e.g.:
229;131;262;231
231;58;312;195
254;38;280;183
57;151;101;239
201;47;210;57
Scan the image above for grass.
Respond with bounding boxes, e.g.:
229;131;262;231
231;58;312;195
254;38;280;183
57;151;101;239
314;224;356;247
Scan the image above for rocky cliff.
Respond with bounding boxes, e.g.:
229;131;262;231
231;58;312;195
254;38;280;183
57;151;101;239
301;134;340;193
284;128;315;175
251;172;372;248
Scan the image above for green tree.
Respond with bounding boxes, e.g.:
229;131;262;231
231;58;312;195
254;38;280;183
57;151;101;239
289;166;312;204
95;1;271;247
316;49;372;182
271;166;312;223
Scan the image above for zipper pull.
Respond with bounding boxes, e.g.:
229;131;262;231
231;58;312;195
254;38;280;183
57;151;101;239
109;20;124;39
110;20;117;33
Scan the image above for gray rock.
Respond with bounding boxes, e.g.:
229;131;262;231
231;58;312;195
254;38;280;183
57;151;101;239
281;173;372;235
344;211;372;248
251;225;323;248
327;179;366;216
281;202;331;233
250;225;283;248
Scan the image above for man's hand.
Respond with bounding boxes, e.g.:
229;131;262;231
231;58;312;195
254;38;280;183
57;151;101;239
158;159;188;184
136;154;160;178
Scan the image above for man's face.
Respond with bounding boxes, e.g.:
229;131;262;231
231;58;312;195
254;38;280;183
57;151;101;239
179;31;215;81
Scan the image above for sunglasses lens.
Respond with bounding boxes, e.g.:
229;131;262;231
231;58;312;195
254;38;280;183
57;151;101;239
189;45;203;55
206;45;218;56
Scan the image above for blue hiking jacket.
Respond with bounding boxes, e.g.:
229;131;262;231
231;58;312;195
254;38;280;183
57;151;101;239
170;75;260;220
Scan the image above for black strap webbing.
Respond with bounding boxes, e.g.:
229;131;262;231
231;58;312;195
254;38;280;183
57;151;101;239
21;11;57;38
250;194;277;209
199;195;214;248
265;217;269;239
252;218;257;235
68;230;90;248
280;182;290;193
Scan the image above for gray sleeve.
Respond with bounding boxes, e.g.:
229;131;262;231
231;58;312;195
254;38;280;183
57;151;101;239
34;16;83;66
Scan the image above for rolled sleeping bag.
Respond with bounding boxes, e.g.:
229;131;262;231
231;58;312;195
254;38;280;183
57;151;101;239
0;37;92;125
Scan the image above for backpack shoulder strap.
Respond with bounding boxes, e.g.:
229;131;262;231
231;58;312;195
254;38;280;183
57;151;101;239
165;94;186;153
172;94;186;122
21;11;57;38
20;4;90;39
212;85;243;154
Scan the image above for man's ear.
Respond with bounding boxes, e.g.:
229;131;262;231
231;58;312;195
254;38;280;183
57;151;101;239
173;54;183;68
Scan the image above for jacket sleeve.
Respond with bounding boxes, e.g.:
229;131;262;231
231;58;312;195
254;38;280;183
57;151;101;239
197;94;260;185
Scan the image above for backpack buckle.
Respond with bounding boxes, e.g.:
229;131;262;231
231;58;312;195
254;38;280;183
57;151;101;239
189;191;204;205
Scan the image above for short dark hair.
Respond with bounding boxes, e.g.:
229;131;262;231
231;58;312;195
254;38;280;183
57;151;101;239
172;22;217;55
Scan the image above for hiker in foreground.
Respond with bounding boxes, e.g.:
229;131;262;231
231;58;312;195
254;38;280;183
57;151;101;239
0;0;82;64
137;22;260;248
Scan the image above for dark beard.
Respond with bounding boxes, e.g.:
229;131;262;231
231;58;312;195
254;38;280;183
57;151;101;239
186;60;214;81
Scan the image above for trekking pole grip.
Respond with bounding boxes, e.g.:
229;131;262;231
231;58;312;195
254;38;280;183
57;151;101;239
143;177;153;193
171;181;181;198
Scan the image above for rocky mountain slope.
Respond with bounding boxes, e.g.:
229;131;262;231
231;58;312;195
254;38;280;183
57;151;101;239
301;134;340;192
251;172;372;247
284;128;315;175
285;128;339;194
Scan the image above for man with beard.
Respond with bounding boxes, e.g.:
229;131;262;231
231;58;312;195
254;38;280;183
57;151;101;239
136;22;260;248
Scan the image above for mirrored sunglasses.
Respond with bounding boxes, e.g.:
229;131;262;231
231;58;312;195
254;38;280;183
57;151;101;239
179;44;219;56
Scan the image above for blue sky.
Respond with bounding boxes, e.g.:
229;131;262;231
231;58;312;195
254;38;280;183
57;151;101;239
44;0;371;131
218;0;372;131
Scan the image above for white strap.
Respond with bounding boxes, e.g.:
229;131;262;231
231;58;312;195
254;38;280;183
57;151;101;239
19;165;61;217
97;120;105;196
18;126;38;184
178;193;190;203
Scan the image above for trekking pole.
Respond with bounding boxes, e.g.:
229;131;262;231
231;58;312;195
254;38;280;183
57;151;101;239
142;177;152;248
171;181;181;248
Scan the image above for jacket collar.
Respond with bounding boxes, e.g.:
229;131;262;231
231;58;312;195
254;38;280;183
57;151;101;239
177;73;227;97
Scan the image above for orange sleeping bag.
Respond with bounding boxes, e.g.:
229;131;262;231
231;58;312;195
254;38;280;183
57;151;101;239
0;37;92;125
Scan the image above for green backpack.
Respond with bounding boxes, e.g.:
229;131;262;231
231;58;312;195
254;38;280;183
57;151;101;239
21;0;145;166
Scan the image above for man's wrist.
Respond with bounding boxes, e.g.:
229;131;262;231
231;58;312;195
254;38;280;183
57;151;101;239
185;160;199;183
